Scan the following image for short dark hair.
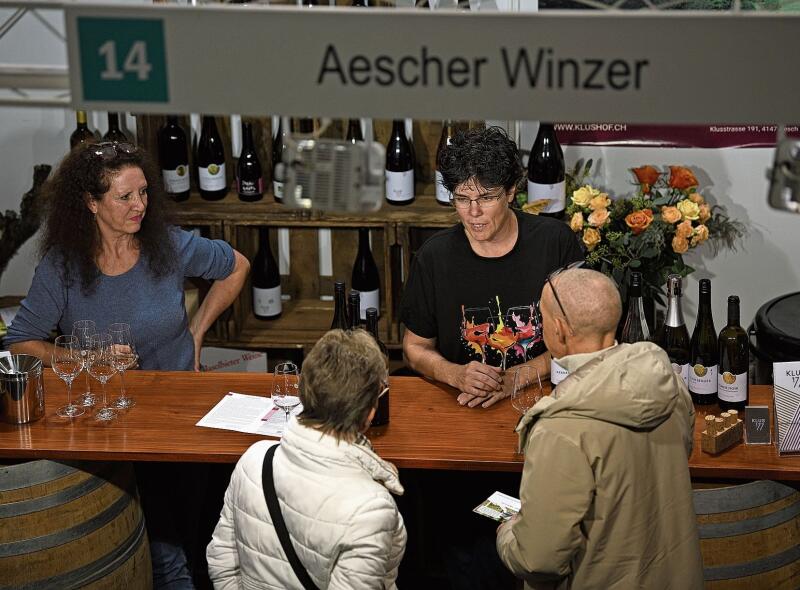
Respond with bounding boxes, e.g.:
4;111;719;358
438;126;525;194
39;142;176;293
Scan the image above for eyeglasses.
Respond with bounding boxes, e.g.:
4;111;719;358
85;141;138;160
451;190;506;209
545;260;585;333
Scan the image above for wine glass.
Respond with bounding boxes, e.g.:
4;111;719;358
271;362;300;426
87;333;118;421
461;306;494;364
511;365;544;416
72;320;97;407
506;304;542;364
52;335;85;418
109;323;138;409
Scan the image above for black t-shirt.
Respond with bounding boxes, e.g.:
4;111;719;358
400;210;584;369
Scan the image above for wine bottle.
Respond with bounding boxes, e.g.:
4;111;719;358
158;116;191;202
348;291;362;330
103;113;129;143
252;227;282;320
620;272;651;344
352;0;368;6
366;307;389;426
351;228;380;321
435;120;455;206
385;119;415;206
718;296;748;411
197;116;227;201
688;279;718;405
294;118;315;134
237;121;263;202
331;280;350;330
272;118;286;204
655;274;691;387
550;358;569;389
346;119;363;143
527;123;565;219
70;111;95;149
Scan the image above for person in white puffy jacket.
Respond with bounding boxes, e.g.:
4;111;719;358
207;328;407;590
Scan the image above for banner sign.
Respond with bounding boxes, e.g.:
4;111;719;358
65;4;800;124
556;123;800;149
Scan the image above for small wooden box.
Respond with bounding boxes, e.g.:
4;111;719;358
701;411;744;455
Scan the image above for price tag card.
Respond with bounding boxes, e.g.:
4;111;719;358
745;406;771;445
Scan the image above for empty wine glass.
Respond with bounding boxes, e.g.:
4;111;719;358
109;323;138;409
87;333;117;421
52;335;85;418
72;320;97;407
271;361;300;426
511;365;544;416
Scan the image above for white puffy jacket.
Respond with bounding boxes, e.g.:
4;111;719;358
207;418;407;590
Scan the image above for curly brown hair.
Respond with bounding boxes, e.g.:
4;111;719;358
39;142;176;293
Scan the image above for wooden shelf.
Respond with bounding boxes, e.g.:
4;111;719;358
170;190;458;227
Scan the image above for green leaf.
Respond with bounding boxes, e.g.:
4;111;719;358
629;259;642;268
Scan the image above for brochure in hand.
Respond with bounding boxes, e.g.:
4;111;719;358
473;491;521;522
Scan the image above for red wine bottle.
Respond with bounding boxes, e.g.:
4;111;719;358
158;116;190;202
237;121;263;202
348;291;362;330
527;123;565;219
103;113;129;143
688;279;718;405
351;228;380;321
252;227;282;320
620;272;651;344
366;307;389;426
70;111;95;149
435;120;455;206
331;280;350;330
272;118;286;204
385;119;415;206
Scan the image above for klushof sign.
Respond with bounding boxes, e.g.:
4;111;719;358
65;4;800;124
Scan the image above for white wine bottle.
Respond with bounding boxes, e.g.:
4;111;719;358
197;116;227;201
435;120;456;206
527;123;565;219
385;119;415;206
655;274;691;387
718;295;749;412
70;111;95;149
158;116;190;202
252;227;282;320
550;358;569;389
351;228;380;321
689;279;718;405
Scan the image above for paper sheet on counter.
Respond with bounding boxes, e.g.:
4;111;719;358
473;491;521;522
196;392;302;438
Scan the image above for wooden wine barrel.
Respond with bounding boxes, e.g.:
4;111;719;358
0;460;152;589
694;480;800;589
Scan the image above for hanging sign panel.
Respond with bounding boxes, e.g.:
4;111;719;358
65;4;800;124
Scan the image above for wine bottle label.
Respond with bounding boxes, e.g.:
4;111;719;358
354;289;380;321
253;285;282;317
162;166;190;193
550;359;569;385
528;180;566;213
435;170;451;204
238;177;263;196
199;163;227;191
689;363;718;394
671;362;690;386
385;170;414;202
273;180;284;200
718;371;748;402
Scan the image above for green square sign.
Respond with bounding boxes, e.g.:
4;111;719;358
78;17;168;103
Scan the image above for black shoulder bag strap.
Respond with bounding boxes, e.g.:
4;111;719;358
262;444;320;590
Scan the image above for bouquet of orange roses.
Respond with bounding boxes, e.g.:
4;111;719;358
566;165;746;306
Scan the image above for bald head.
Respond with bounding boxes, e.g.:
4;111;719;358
543;268;622;338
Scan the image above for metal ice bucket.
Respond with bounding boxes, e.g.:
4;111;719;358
0;354;45;424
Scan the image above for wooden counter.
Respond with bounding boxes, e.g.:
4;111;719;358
0;372;796;479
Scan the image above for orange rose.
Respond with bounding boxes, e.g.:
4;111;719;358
569;211;584;232
624;208;654;235
689;192;705;204
587;208;610;228
582;227;601;251
661;206;682;224
699;204;711;223
675;219;693;240
672;235;689;254
632;165;660;194
691;224;709;246
668;166;699;190
588;193;611;211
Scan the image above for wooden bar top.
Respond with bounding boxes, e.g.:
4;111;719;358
0;371;797;479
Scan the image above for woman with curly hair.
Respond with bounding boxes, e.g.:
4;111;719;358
6;141;249;371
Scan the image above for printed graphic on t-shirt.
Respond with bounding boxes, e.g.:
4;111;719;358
461;296;543;370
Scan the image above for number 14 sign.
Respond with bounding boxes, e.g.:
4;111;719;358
77;17;168;103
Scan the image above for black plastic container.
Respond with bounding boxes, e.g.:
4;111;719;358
748;292;800;384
